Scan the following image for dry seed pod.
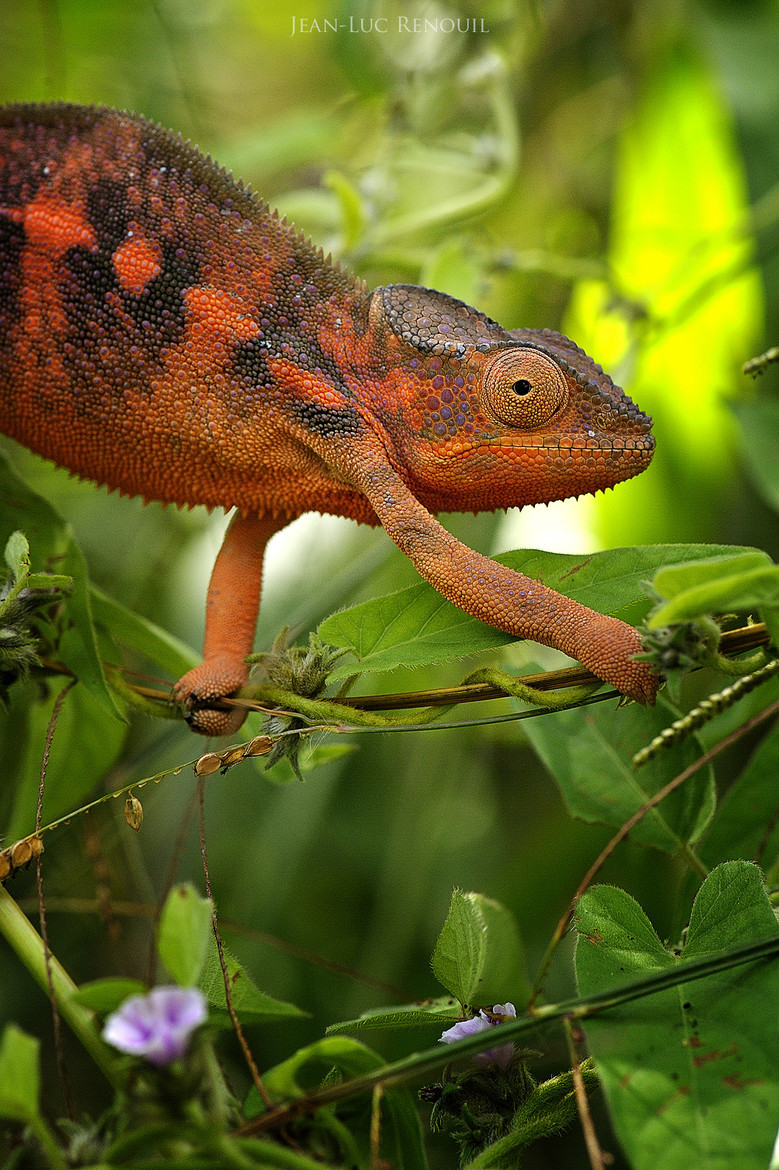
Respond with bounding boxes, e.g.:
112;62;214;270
10;839;33;868
246;735;273;757
194;752;222;776
0;852;11;882
220;746;246;768
125;795;143;831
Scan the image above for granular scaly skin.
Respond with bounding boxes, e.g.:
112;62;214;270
0;103;658;733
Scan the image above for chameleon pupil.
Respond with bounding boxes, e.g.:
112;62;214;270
512;379;532;395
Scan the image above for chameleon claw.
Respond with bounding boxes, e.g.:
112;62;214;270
173;655;251;738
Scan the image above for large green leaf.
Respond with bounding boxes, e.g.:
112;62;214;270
522;695;715;851
320;544;756;682
575;862;779;1170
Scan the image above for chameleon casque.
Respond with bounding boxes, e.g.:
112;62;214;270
0;103;658;735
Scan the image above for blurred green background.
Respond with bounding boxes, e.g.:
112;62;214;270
1;1;778;1165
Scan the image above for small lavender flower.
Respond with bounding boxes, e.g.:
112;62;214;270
440;1002;517;1070
103;986;207;1067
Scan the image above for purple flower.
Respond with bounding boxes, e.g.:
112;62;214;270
440;1002;517;1070
103;986;208;1066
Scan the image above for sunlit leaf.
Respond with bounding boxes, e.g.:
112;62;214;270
565;47;762;546
320;544;755;681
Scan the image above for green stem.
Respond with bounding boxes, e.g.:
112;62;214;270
463;667;600;709
0;884;121;1087
242;935;779;1136
27;1115;69;1170
233;1137;334;1170
247;684;447;728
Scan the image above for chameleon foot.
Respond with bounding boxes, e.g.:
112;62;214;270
577;618;659;705
173;655;250;737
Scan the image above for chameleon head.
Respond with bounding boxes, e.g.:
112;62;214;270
365;284;654;513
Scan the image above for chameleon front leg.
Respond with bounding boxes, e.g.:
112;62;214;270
347;452;658;705
173;512;288;736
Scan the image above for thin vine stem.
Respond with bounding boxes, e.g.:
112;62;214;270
528;695;779;1007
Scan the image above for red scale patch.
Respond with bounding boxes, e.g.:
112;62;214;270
23;192;96;253
112;235;162;295
183;286;260;341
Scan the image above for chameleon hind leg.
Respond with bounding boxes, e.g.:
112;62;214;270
173;513;288;736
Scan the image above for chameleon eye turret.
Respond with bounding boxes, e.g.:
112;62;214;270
482;349;568;429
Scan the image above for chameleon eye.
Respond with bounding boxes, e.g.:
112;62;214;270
482;349;567;428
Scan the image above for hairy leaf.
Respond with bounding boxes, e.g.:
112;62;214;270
575;862;779;1170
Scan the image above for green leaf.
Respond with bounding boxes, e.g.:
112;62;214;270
649;563;779;628
157;884;213;987
327;995;462;1035
575;862;779;1170
0;452;124;720
256;1035;385;1107
319;545;758;682
245;1036;428;1170
3;530;30;586
73;978;147;1014
651;551;772;598
431;890;527;1007
0;1024;40;1123
3;677;128;841
522;695;715;851
198;943;305;1027
90;586;197;679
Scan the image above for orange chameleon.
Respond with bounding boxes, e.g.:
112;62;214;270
0;103;657;735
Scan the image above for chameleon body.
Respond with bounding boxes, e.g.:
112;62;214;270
0;103;657;734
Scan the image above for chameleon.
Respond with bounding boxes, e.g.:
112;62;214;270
0;102;657;736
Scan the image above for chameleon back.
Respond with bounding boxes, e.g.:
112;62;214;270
0;102;365;517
